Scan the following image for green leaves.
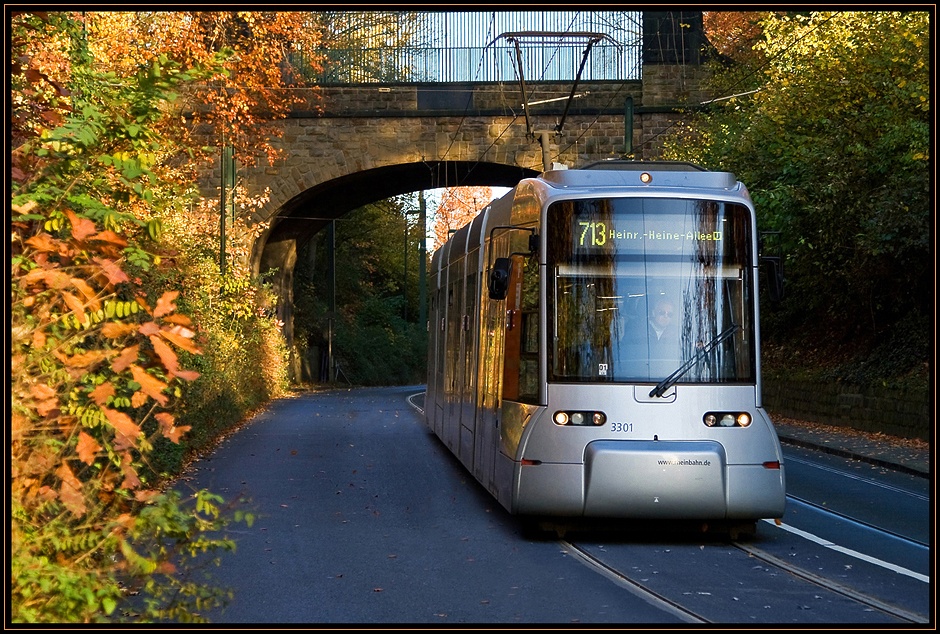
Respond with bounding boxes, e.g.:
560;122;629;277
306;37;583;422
665;10;930;375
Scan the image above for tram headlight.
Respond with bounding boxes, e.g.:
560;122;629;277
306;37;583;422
553;411;607;426
703;412;753;428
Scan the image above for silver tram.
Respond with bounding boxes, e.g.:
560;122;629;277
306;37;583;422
425;161;786;521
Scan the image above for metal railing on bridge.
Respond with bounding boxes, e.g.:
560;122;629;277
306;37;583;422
288;11;642;85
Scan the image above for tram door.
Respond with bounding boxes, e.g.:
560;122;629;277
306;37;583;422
459;265;478;467
503;254;540;403
444;262;464;454
474;254;508;494
502;254;525;401
432;286;446;438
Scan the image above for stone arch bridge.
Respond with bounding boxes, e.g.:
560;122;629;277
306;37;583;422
198;13;711;377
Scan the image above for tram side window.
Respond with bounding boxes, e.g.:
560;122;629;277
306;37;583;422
445;284;458;396
517;256;540;403
463;272;477;395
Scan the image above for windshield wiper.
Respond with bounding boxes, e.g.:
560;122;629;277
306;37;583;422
649;324;741;398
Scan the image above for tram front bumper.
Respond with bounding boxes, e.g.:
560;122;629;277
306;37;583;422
583;440;727;518
515;439;784;519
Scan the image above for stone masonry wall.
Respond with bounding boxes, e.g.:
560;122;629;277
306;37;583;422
763;380;931;441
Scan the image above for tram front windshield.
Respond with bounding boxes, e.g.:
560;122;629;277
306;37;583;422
547;197;755;384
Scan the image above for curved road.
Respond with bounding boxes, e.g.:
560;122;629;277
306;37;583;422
177;386;929;624
186;386;677;623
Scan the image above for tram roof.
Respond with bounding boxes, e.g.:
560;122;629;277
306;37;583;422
540;161;741;191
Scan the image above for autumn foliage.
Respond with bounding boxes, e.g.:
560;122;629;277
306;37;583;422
702;11;773;68
432;186;494;250
9;10;305;622
83;11;323;167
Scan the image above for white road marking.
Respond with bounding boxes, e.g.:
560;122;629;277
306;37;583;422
762;519;929;583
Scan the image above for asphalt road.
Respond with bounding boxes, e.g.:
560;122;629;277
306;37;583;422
185;386;679;624
177;385;930;624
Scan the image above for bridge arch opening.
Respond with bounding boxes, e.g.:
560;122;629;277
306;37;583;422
253;160;538;382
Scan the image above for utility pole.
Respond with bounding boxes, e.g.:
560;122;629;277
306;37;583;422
418;191;427;331
327;219;336;383
219;137;226;275
403;208;408;321
219;140;235;275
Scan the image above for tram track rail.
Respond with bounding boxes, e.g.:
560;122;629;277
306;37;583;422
731;537;929;624
564;533;928;624
561;503;929;625
785;492;931;549
560;540;711;624
409;390;928;623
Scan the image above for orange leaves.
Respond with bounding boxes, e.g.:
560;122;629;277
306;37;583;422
64;208;97;241
111;344;140;373
130;365;169;407
159;325;201;354
55;348;111;370
24;232;63;254
93;257;129;287
155;412;190;444
153;290;178;318
433;186;494;250
703;11;771;66
56;463;86;516
162;313;192;326
102;322;138;338
30;383;59;417
60;290;88;325
119;453;141;490
19;266;70;290
149;336;180;379
102;407;142;450
69;277;99;306
89;382;116;405
76;431;101;465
